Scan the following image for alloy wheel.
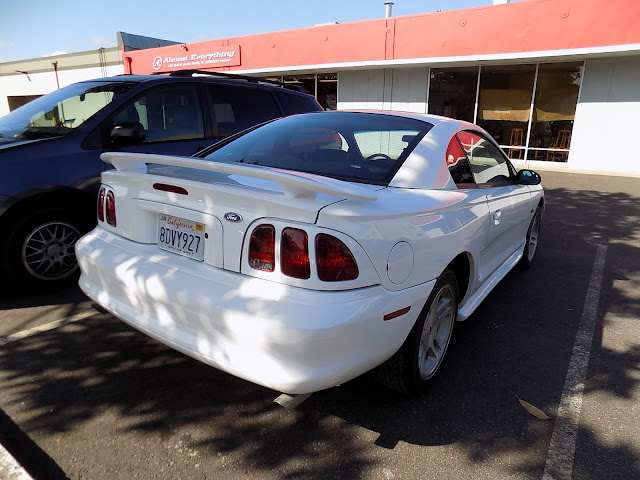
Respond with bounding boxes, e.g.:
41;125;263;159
22;221;81;281
527;214;540;262
417;284;456;380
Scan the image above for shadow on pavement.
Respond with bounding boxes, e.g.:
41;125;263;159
0;284;93;339
0;284;88;311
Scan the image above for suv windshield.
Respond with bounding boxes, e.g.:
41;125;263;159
202;112;432;186
0;81;136;141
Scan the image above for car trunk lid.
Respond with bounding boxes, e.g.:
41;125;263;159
98;152;379;273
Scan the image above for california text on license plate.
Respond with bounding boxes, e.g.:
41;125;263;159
157;215;205;261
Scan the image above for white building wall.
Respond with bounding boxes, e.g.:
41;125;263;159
389;68;429;113
0;64;124;118
338;70;385;110
338;67;429;112
569;55;640;174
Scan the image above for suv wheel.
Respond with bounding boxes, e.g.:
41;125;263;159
2;208;89;290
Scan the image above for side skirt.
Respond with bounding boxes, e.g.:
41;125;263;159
457;243;525;321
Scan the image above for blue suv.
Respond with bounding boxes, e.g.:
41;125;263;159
0;71;322;289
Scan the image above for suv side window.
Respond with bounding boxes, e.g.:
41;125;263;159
457;131;514;186
275;91;322;115
207;84;281;137
446;136;475;188
113;84;204;143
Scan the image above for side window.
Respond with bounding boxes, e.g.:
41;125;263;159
457;131;513;186
275;91;322;115
208;85;281;137
113;85;204;143
446;136;475;187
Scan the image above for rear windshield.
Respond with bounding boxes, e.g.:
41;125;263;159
202;112;432;185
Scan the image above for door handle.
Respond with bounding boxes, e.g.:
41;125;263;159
493;210;502;225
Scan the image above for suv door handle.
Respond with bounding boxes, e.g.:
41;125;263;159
493;210;502;225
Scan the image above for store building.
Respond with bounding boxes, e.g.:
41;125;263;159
124;0;640;174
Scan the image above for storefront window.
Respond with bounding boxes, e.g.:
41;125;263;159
317;73;338;110
428;67;478;123
283;74;316;97
477;65;536;160
528;62;582;162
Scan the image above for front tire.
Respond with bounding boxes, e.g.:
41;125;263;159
519;206;542;269
372;269;458;395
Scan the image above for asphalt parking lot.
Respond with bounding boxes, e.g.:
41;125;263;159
0;170;639;480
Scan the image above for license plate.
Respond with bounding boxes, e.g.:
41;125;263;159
157;215;205;261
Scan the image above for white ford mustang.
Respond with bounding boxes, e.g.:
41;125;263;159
77;111;543;395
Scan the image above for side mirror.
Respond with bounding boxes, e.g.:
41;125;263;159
516;169;542;185
110;122;146;146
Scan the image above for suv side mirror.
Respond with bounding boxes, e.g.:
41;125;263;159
110;122;146;146
515;169;542;185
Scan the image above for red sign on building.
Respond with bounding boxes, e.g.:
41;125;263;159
149;45;241;73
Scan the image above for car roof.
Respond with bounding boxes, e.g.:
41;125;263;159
78;73;313;96
340;109;476;129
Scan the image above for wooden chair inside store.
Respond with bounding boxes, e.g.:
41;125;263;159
508;128;524;159
547;129;572;161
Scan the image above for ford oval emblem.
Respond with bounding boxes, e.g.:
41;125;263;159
224;212;243;223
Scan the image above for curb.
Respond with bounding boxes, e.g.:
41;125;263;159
0;442;34;480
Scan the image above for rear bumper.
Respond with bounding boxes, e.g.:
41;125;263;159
77;228;435;394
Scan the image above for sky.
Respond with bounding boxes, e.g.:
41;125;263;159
0;0;526;63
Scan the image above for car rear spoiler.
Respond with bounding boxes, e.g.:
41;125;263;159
101;152;378;201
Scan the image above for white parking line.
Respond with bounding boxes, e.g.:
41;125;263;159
542;245;607;480
0;442;34;480
0;310;100;346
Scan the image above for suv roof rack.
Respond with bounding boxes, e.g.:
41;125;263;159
163;69;310;94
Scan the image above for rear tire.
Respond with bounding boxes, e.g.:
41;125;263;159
1;208;91;291
372;269;458;395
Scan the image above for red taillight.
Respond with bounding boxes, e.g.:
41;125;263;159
281;228;310;279
315;234;359;281
249;224;275;272
97;186;105;222
105;190;117;227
